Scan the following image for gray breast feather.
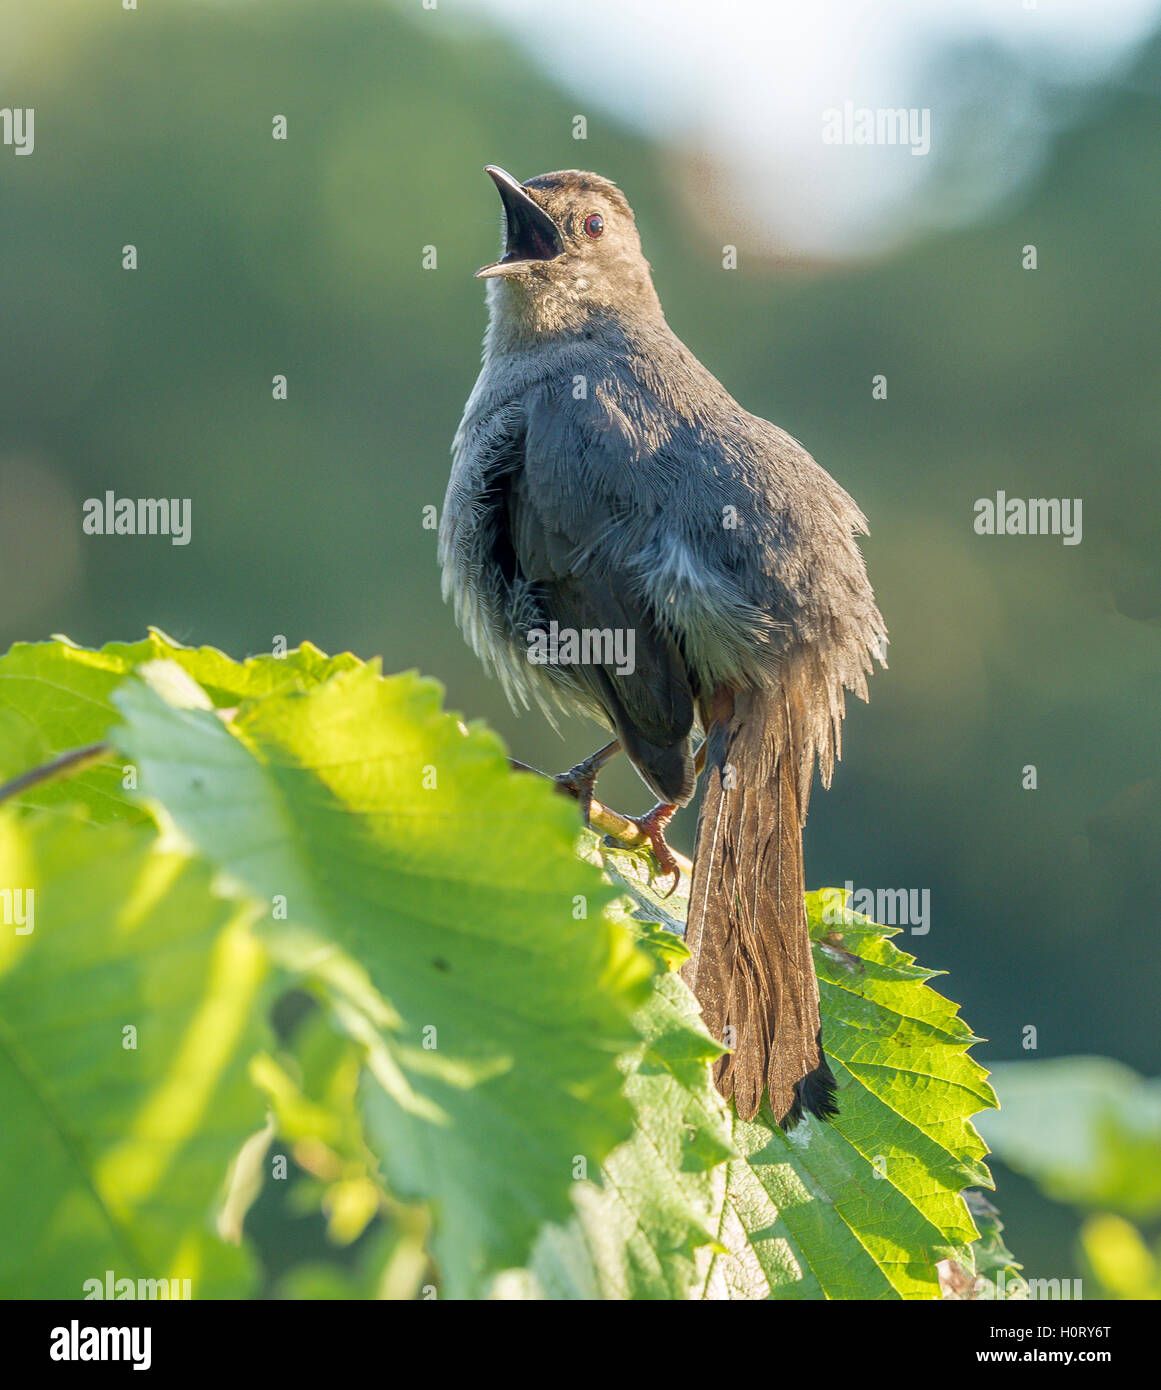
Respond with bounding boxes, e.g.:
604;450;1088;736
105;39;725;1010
439;325;886;779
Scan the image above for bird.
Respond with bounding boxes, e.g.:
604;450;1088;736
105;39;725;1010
439;166;886;1127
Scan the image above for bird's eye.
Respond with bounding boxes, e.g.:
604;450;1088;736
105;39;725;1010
583;212;604;239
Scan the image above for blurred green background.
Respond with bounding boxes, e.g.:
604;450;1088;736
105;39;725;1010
3;0;1159;1293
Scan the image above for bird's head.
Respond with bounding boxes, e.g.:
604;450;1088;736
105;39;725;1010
475;166;660;335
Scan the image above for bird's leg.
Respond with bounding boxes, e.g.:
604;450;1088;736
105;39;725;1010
554;739;622;823
612;740;708;897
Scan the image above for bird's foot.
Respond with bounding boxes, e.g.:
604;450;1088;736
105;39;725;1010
615;802;680;897
553;740;622;825
554;760;599;823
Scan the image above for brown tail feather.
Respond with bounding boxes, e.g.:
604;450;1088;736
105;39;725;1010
682;686;837;1127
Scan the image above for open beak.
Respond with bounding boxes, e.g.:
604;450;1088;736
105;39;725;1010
475;166;564;279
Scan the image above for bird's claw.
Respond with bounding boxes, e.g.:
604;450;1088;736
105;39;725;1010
616;803;681;897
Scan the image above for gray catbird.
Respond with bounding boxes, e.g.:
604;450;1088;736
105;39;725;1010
440;166;886;1127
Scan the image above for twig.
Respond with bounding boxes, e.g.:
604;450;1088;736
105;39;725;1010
509;756;694;880
0;741;111;806
0;740;694;880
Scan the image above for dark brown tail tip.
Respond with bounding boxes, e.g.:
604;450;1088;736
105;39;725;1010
778;1058;839;1132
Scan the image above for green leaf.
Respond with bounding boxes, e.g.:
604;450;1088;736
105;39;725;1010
498;861;997;1301
648;885;995;1299
1078;1213;1161;1300
109;656;651;1298
978;1056;1161;1218
0;813;270;1298
511;892;734;1300
252;1011;393;1250
0;633;1005;1300
275;1222;431;1301
948;1190;1029;1300
0;630;358;825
